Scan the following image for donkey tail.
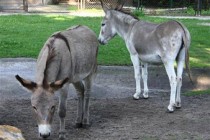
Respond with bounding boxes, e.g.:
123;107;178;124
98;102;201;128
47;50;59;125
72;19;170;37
175;21;193;83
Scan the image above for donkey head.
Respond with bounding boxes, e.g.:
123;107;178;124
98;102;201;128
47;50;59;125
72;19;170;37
15;75;69;139
98;0;126;45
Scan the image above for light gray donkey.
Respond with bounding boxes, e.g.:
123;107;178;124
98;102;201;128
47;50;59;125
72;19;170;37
15;25;98;139
98;1;192;113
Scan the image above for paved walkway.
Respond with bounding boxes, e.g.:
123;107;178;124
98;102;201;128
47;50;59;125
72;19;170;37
1;5;210;19
0;5;105;17
1;58;210;101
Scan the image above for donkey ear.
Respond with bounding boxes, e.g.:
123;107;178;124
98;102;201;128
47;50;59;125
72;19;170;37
49;78;69;91
103;5;109;13
115;0;127;10
99;0;108;13
15;75;37;91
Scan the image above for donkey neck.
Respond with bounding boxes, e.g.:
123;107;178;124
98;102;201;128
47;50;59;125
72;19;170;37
111;10;138;40
36;41;58;85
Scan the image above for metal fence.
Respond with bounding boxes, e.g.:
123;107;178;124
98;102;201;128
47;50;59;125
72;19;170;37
77;0;123;9
75;0;209;9
0;0;28;12
75;0;209;15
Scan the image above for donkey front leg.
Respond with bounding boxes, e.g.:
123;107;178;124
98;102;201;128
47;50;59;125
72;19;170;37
73;81;84;128
58;85;69;139
130;54;141;100
141;62;149;99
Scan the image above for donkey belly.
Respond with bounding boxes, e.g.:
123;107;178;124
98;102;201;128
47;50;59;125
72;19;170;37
139;54;162;64
74;59;96;81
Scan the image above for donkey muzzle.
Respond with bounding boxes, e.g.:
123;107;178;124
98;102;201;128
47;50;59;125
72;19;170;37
38;124;51;139
98;38;106;45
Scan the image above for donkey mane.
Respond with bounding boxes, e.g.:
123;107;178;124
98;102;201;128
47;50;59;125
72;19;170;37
43;37;56;88
115;9;139;20
42;32;72;88
112;9;139;25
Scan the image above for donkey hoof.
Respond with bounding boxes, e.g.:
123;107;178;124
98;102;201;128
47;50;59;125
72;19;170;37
82;124;90;129
133;93;140;100
143;95;149;99
175;103;181;109
59;136;66;140
166;109;174;113
75;123;83;128
166;106;175;113
59;132;66;140
175;106;181;109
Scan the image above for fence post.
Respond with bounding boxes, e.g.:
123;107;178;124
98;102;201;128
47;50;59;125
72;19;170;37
195;0;202;16
170;0;173;8
137;0;140;10
140;0;143;11
135;0;142;11
23;0;28;12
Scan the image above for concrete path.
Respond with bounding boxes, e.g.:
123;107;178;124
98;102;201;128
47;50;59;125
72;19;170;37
1;58;210;101
1;4;210;19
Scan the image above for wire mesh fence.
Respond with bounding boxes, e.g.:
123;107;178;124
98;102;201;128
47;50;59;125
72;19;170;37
76;0;125;9
73;0;209;16
0;0;28;12
74;0;209;9
1;0;209;15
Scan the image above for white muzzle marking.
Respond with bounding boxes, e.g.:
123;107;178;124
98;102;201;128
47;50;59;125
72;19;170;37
38;124;51;137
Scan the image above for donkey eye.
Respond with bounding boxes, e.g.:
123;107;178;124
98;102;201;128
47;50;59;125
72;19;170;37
51;106;56;112
32;106;37;111
101;23;105;26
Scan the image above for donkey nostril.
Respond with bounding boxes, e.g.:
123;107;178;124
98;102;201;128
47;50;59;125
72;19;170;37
98;38;101;42
40;133;50;139
98;39;105;45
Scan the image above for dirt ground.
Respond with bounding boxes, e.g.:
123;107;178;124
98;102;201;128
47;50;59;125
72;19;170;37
1;93;210;140
0;59;210;140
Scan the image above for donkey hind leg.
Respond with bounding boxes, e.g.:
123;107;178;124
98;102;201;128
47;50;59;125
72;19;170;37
141;62;149;99
82;75;93;128
73;81;84;128
130;54;141;100
58;84;69;139
176;48;185;109
164;60;177;113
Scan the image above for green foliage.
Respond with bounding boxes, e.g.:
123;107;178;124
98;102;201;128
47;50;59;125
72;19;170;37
186;6;210;16
68;5;78;11
184;89;210;96
186;6;195;15
0;15;210;68
132;9;145;17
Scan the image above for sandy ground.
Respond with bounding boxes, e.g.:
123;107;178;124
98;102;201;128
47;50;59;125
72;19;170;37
0;58;210;140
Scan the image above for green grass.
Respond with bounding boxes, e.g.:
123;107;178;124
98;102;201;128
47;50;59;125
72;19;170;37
184;89;210;96
186;6;210;16
0;14;210;67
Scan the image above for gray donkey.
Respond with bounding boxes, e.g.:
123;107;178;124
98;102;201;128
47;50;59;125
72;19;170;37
98;0;192;113
16;25;98;139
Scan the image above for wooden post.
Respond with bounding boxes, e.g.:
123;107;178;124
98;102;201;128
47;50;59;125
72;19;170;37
23;0;28;12
195;0;202;16
140;0;143;11
80;0;83;9
170;0;173;8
